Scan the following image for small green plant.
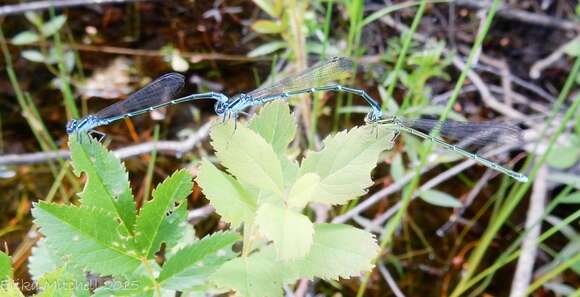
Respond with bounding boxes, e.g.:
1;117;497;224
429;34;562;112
26;133;239;296
197;101;392;296
18;101;392;297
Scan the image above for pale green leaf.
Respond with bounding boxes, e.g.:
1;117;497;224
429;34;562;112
135;169;192;257
0;252;12;282
25;12;43;27
21;50;45;63
41;15;67;37
390;153;404;182
197;159;257;227
419;190;462;208
251;20;284;34
255;203;314;260
32;202;141;276
211;123;284;196
69;134;136;234
300;125;392;205
29;240;90;297
546;145;579;169
210;252;283;297
35;267;74;297
247;41;287;57
281;157;300;188
28;238;59;281
159;232;239;290
286;173;320;209
11;31;39;45
287;223;379;280
248;102;296;155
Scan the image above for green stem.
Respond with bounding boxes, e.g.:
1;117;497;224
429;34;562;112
143;124;160;202
383;0;428;112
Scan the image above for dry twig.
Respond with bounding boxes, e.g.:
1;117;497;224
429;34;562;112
0;121;212;166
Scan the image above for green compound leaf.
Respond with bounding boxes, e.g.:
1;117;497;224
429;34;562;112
210;252;284;297
211;122;285;196
286;173;320;210
135;169;192;257
91;272;154;297
69;134;136;234
0;251;12;282
159;232;240;291
35;267;75;297
255;203;314;261
28;238;59;281
197;159;257;227
32;202;141;276
419;190;462;208
300;125;392;205
283;223;379;281
248;101;297;154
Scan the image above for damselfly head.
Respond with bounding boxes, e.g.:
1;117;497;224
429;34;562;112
66;119;79;134
214;101;228;115
364;109;383;124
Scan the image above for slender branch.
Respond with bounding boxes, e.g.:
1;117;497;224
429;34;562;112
0;122;212;166
0;0;152;16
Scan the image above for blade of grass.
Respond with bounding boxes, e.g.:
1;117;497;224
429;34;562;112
142;124;160;202
0;27;79;195
382;0;429;112
309;0;334;148
461;207;580;295
343;0;364;126
49;7;78;120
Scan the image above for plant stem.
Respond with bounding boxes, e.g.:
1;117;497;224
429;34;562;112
383;0;428;112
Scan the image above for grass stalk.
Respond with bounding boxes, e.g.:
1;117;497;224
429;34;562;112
142;124;160;202
309;0;334;147
383;0;428;112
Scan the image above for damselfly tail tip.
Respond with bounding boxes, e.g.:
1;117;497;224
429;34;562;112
515;174;529;183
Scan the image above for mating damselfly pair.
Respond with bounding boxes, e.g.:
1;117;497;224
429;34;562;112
66;57;528;182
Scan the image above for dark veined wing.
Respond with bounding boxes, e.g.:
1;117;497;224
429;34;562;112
94;73;185;120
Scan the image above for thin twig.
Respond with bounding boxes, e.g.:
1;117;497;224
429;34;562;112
0;121;212;166
508;165;547;297
378;263;406;297
0;0;151;16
